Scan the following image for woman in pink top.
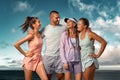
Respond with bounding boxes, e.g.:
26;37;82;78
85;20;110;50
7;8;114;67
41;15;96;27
14;16;48;80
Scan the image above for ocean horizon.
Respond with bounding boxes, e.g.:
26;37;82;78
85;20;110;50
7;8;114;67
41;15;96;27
0;69;120;80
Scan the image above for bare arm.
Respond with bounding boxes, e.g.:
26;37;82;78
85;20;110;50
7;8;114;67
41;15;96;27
14;32;34;56
89;31;107;58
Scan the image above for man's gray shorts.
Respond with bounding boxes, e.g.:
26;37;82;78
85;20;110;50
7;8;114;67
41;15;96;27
43;55;64;74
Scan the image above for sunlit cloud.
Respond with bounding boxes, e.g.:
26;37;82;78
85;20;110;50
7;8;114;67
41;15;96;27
99;45;120;65
91;16;120;65
91;16;120;34
113;16;120;27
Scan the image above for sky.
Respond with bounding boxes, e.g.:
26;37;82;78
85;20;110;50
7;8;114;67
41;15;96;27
0;0;120;70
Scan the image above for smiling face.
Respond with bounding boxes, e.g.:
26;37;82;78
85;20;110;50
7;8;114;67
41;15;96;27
50;13;60;25
77;18;89;32
66;19;76;29
77;20;85;31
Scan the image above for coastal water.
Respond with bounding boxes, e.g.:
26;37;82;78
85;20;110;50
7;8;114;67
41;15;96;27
0;70;120;80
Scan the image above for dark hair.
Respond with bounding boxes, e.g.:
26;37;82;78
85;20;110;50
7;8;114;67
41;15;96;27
67;24;79;49
79;18;89;28
20;16;38;33
49;10;59;17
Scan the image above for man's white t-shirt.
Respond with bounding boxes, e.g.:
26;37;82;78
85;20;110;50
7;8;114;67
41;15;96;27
43;24;66;56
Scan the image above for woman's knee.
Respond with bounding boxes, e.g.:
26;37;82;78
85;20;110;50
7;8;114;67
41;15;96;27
41;77;48;80
56;73;64;79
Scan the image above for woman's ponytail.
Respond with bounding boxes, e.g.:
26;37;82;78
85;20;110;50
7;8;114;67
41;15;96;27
20;16;32;33
20;16;38;33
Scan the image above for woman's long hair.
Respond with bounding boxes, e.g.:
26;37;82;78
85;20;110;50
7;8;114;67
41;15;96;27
20;16;38;33
67;24;79;49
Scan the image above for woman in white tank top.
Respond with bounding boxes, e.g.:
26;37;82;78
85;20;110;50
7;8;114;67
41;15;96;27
77;18;107;80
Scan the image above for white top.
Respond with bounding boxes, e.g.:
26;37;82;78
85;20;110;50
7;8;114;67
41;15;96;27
43;24;66;56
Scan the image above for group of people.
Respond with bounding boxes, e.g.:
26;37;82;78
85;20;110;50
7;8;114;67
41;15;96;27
14;10;107;80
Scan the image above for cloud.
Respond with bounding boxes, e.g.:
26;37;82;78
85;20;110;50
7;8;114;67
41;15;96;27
0;66;8;68
0;41;13;49
11;28;16;33
1;57;22;69
3;58;12;60
68;0;120;19
32;11;46;17
98;11;109;18
113;16;120;27
115;33;120;37
0;65;9;69
13;1;33;12
89;15;120;65
68;0;95;11
60;18;66;26
0;65;21;70
91;16;120;34
68;0;95;17
0;55;23;70
90;16;120;47
91;16;120;65
98;45;120;65
8;59;22;65
117;0;120;11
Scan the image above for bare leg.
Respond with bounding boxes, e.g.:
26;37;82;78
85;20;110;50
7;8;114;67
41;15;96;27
47;74;52;80
75;73;82;80
89;64;96;80
83;63;96;80
65;72;72;80
36;62;48;80
56;73;64;80
23;66;33;80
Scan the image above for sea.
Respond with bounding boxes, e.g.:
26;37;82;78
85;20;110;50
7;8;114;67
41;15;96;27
0;70;120;80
